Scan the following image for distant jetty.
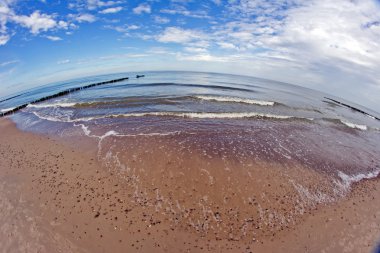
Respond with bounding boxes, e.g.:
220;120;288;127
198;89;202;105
324;97;380;121
0;77;129;117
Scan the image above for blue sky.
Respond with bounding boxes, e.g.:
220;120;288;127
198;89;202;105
1;0;380;111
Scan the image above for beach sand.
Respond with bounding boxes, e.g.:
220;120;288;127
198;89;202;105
0;118;379;253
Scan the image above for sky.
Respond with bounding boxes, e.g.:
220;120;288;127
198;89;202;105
0;0;380;112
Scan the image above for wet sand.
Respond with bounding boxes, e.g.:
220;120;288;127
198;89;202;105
0;118;379;252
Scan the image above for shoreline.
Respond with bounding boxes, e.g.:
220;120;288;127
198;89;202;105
0;118;379;252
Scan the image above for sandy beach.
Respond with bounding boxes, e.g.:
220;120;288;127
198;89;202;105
0;118;379;253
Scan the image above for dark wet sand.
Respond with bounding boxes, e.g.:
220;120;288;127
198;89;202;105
0;118;379;252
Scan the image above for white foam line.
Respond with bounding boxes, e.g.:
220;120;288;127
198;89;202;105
32;112;72;122
336;168;380;191
195;95;275;106
78;123;91;136
130;131;181;136
28;102;77;108
31;110;315;123
141;112;290;119
73;122;180;140
75;112;294;121
340;120;367;131
367;115;376;120
291;180;334;204
0;107;15;113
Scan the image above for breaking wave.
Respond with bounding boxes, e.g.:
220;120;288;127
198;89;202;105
26;95;276;109
335;168;380;191
0;107;15;113
194;95;275;106
340;120;368;131
32;111;299;122
28;102;77;108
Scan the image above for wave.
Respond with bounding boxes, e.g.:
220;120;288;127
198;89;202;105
367;115;376;120
194;95;275;106
32;112;73;122
32;111;304;123
26;96;183;109
340;120;367;131
28;102;77;108
114;112;293;119
0;107;15;113
24;95;275;109
73;123;181;143
335;168;380;191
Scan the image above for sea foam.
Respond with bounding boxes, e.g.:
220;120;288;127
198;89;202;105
340;120;367;131
27;102;77;108
336;168;380;191
76;112;294;121
122;111;290;119
32;111;296;122
0;107;15;113
32;112;72;122
194;95;275;106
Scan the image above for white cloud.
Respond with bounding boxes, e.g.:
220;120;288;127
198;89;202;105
57;59;70;64
58;20;68;29
277;1;380;66
227;0;300;17
137;33;153;40
217;42;238;50
212;0;221;5
0;2;71;43
98;53;150;60
184;47;207;53
0;2;12;34
147;47;175;55
104;24;127;33
177;53;229;62
45;35;62;41
104;24;140;33
11;11;58;34
86;0;122;10
74;13;96;23
0;59;18;67
160;5;209;19
0;3;68;43
127;24;139;30
0;33;9;45
133;3;151;15
99;6;123;14
157;27;205;44
154;15;170;24
0;2;15;45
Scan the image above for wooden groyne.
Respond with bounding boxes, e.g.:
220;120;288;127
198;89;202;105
324;97;380;121
0;77;129;117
